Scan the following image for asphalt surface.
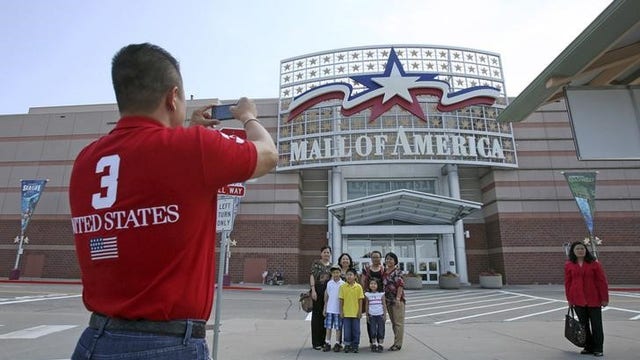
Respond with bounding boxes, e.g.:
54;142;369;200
1;281;639;360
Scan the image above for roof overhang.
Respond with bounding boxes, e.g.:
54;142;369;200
497;0;640;123
327;189;482;226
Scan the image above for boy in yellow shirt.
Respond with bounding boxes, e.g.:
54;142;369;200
339;268;364;353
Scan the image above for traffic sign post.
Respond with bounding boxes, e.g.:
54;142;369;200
212;182;245;360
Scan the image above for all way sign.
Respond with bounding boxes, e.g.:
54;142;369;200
217;183;245;197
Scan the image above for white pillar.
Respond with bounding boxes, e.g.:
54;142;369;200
330;167;342;262
444;164;469;284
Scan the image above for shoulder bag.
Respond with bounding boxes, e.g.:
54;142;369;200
564;305;586;347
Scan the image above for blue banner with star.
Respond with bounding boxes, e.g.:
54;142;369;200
20;179;48;235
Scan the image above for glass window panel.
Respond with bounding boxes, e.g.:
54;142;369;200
416;240;438;257
368;181;389;195
390;180;413;191
347;181;367;200
394;241;415;258
413;180;435;194
428;261;438;271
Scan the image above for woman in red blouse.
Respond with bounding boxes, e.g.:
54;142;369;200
564;241;609;357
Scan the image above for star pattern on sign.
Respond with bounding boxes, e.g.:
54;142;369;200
411;50;419;57
367;63;375;71
296;73;303;80
352;52;359;59
324;56;331;63
297;61;304;68
381;50;389;57
310;58;317;65
337;54;345;61
346;49;442;120
352;64;360;72
338;66;345;73
284;64;291;71
284;75;291;82
283;89;290;97
367;51;375;58
323;68;331;75
310;70;317;77
453;52;461;59
461;119;471;129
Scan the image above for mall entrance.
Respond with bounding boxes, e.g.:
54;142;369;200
345;235;441;284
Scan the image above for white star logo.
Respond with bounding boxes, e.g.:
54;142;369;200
372;63;421;103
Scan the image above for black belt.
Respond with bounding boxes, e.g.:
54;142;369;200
89;313;206;339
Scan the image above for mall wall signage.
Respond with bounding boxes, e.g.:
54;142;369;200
277;45;518;170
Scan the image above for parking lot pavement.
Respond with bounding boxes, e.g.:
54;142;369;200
1;282;639;359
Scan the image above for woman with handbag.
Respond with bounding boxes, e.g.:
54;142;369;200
309;246;332;350
564;241;609;357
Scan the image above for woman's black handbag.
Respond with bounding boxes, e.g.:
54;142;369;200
299;291;313;312
564;306;586;347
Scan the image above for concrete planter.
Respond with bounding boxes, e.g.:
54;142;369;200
479;274;503;289
438;276;460;289
403;276;423;289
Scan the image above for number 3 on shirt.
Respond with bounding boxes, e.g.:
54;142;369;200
91;154;120;209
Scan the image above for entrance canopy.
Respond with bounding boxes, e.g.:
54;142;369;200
327;189;482;226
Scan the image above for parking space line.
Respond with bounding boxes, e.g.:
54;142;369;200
0;325;77;339
405;297;535;320
406;295;521;313
407;291;505;307
504;306;567;321
0;294;81;305
434;300;556;324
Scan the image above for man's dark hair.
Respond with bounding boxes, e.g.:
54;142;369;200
111;43;183;114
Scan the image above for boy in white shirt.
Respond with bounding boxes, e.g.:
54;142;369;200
323;265;345;352
364;278;387;352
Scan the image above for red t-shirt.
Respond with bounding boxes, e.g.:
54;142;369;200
69;116;257;321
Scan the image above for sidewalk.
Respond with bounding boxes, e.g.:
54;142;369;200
214;283;639;360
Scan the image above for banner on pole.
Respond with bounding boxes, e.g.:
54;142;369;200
20;179;48;235
563;172;596;236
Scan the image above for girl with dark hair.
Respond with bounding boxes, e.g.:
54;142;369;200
382;252;405;351
361;250;384;351
564;241;609;357
309;246;332;350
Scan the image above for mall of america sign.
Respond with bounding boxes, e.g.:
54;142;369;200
277;45;518;170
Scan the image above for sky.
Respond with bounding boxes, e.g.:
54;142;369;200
0;0;612;115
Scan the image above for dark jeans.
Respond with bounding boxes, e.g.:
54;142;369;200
367;315;385;343
574;306;604;353
342;317;361;347
71;324;209;359
311;299;325;347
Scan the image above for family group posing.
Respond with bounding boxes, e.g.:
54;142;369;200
309;247;405;353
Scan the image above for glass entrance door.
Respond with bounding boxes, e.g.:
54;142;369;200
416;240;439;284
344;236;440;284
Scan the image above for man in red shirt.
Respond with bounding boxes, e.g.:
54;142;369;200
69;43;278;359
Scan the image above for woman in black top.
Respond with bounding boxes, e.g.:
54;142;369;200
309;246;332;350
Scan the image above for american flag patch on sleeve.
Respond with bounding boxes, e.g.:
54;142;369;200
89;237;118;260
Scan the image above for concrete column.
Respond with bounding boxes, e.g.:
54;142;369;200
330;167;342;262
443;164;469;284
